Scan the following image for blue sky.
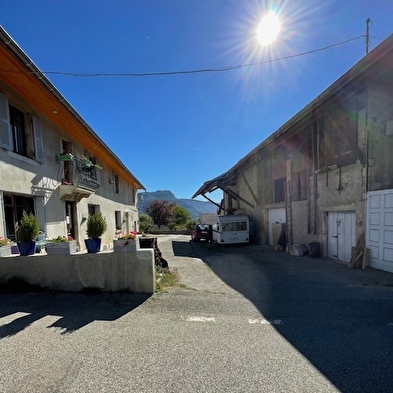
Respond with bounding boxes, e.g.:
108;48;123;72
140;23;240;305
1;1;392;202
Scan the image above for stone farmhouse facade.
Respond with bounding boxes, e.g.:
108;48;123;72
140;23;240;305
194;34;393;273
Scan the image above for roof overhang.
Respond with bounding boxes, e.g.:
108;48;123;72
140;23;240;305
192;170;254;209
192;171;236;199
0;26;145;191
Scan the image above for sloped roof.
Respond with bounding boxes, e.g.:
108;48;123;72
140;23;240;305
193;33;393;199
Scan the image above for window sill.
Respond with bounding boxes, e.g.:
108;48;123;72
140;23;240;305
7;151;39;166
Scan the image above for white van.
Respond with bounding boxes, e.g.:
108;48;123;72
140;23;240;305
212;215;250;245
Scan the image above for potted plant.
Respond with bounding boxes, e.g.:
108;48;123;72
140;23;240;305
85;212;107;253
16;211;40;256
0;236;12;257
113;230;139;252
80;155;103;171
46;235;77;255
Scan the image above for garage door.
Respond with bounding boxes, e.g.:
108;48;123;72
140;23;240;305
366;190;393;273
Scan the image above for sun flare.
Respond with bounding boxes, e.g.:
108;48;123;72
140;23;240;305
257;12;281;46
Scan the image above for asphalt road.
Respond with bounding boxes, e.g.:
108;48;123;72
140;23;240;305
1;234;393;392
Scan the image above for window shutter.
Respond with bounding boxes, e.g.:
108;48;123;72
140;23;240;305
0;92;13;150
96;167;101;185
32;115;44;163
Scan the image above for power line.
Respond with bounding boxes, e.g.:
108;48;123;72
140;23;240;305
3;34;365;78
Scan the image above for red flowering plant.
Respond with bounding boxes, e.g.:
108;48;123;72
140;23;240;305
115;230;138;246
0;236;11;247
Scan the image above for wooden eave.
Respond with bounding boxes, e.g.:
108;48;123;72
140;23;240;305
0;35;144;190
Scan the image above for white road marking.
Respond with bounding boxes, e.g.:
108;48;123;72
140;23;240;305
248;318;284;325
386;322;393;326
187;316;216;322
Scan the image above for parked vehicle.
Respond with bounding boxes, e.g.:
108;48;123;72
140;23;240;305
191;224;212;242
212;215;249;245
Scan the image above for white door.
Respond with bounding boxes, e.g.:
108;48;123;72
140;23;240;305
366;190;393;273
328;212;356;262
268;208;286;246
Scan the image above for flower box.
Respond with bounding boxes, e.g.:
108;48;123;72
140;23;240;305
113;238;140;252
0;245;12;257
58;153;74;162
46;240;77;255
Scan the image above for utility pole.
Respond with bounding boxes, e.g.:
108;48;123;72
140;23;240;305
366;18;371;54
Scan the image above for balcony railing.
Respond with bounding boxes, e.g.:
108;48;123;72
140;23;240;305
60;156;100;192
74;157;100;191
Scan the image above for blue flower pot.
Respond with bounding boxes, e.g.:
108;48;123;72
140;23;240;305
18;241;36;256
85;238;101;253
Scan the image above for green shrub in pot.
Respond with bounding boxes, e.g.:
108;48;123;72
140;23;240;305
85;212;107;253
17;211;40;242
86;212;107;239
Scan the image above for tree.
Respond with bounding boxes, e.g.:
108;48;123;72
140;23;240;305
139;214;152;233
169;205;192;230
145;200;174;229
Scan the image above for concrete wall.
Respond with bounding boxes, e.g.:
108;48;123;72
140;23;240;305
0;249;155;294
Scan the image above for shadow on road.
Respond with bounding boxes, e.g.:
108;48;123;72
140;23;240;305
0;292;150;336
172;239;393;393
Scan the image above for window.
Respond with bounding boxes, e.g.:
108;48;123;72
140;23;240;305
291;170;308;201
0;92;44;162
274;178;286;203
88;204;100;216
222;221;248;232
89;156;100;183
4;194;35;241
10;105;26;155
62;140;73;183
115;210;122;230
113;174;119;194
131;187;135;204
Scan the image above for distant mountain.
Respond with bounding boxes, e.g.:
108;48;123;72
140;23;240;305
137;190;218;220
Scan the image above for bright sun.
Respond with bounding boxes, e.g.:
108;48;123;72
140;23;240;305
257;12;281;46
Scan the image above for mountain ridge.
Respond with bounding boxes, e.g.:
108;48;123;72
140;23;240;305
137;190;217;220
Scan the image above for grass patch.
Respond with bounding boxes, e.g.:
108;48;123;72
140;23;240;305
155;267;180;293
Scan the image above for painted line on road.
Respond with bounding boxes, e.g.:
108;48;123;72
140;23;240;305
386;322;393;326
248;318;284;325
187;316;216;322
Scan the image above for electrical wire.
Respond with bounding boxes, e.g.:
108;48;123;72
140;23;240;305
1;34;365;78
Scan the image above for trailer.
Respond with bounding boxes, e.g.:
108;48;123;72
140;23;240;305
212;215;250;245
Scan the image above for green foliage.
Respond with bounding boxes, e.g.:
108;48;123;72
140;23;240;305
139;214;152;233
145;200;174;229
86;212;107;239
48;235;69;243
186;220;197;230
169;205;192;230
17;211;40;242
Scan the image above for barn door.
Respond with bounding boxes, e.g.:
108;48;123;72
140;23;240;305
328;211;356;262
